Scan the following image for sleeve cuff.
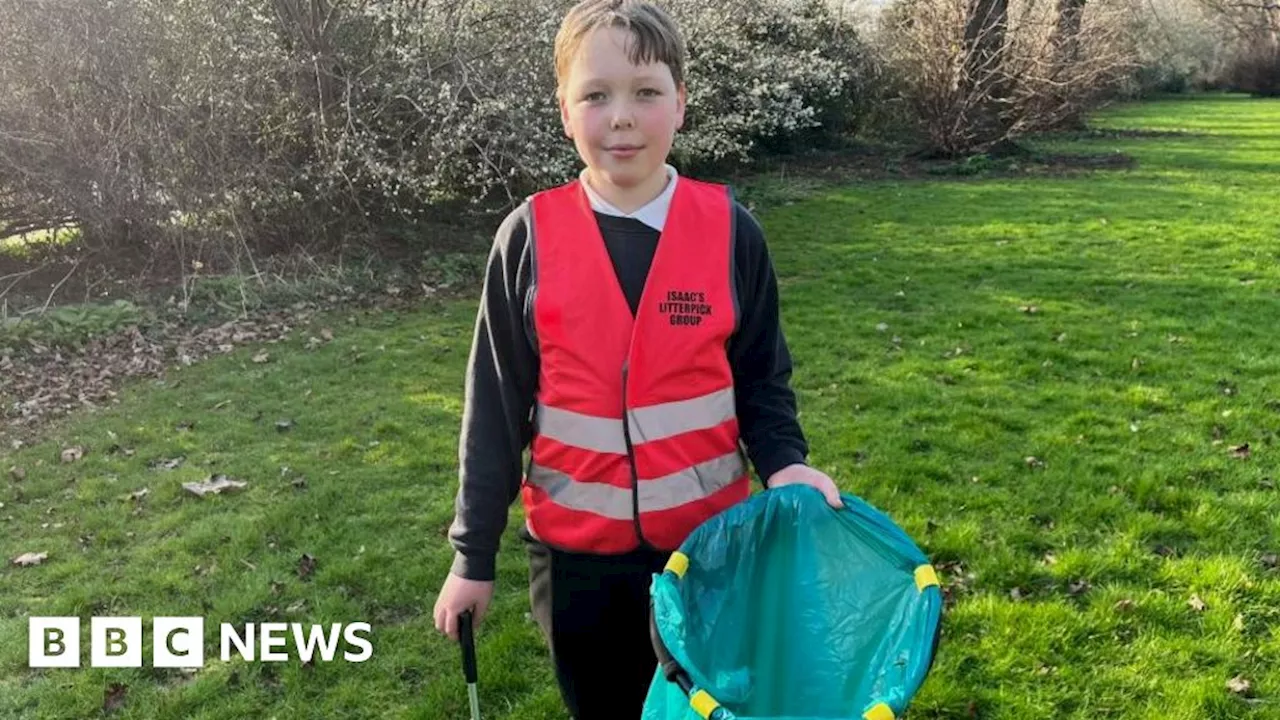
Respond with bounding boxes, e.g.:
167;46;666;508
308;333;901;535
756;447;807;487
451;551;497;582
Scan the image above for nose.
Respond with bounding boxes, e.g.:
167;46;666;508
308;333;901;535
610;100;635;130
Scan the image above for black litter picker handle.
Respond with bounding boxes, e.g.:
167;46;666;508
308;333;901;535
458;609;481;719
458;609;478;684
648;598;694;695
649;596;730;720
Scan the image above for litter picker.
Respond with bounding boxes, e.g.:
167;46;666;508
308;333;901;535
458;609;480;720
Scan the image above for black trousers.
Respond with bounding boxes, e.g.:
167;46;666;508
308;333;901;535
522;526;671;720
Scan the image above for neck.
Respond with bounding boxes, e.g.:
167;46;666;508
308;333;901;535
585;166;671;214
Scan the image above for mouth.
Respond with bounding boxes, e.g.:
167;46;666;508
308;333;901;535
605;145;643;157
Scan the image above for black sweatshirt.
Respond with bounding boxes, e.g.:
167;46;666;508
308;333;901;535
448;199;809;581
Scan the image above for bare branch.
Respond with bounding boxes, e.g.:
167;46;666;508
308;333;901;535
33;257;82;316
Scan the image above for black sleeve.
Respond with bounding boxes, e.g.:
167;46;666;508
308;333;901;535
728;201;810;485
447;203;538;582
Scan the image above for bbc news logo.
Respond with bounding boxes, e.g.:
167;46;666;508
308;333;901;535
29;617;372;668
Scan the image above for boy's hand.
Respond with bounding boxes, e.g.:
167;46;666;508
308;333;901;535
767;463;843;508
433;572;494;642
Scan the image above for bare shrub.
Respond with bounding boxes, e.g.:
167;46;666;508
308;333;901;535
877;0;1140;155
0;0;871;279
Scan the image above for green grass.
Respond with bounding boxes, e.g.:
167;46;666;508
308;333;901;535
2;93;1279;719
0;225;79;258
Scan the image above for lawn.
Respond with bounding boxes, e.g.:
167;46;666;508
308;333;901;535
2;93;1280;719
0;225;79;258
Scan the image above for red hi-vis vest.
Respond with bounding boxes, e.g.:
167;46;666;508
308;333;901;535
522;176;751;553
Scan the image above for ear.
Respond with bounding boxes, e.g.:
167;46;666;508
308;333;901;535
674;82;687;131
558;89;574;139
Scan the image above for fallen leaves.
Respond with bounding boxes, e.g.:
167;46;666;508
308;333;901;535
9;466;25;481
1226;675;1252;697
181;475;247;497
297;553;317;581
103;682;128;714
252;351;271;364
150;456;185;471
1067;579;1091;597
1025;456;1046;470
1188;594;1208;612
0;295;372;446
2;327;167;446
12;551;48;567
1230;443;1251;459
60;446;83;463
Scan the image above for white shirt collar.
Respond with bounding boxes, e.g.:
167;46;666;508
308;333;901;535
578;164;678;231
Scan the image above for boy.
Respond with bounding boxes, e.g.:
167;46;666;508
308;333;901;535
433;1;841;717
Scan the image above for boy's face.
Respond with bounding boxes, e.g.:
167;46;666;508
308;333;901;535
558;26;686;198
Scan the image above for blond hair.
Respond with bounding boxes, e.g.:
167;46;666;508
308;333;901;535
554;0;686;94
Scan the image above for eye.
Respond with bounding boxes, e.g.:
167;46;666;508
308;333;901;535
583;91;606;102
638;88;660;98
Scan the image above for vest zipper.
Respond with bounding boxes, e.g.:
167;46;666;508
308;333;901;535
620;362;650;549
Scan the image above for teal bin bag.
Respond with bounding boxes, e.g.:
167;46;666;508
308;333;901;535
642;485;943;720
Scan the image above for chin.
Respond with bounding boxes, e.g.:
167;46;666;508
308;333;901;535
597;163;658;185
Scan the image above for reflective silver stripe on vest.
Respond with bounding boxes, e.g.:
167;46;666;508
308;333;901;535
627;386;736;445
535;404;627;454
528;450;747;519
536;386;735;452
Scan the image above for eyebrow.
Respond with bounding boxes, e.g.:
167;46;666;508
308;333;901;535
577;74;664;88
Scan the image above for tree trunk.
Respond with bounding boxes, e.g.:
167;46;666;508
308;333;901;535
964;0;1009;87
964;0;1011;149
1051;0;1089;129
1053;0;1087;66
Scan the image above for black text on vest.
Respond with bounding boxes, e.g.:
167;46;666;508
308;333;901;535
658;289;713;326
